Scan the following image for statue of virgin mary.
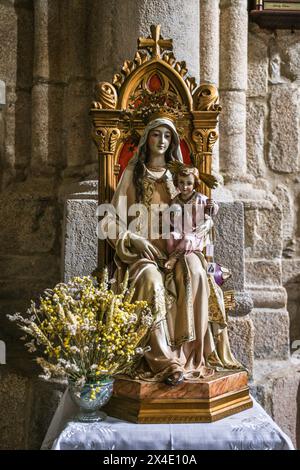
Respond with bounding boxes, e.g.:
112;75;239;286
99;117;242;385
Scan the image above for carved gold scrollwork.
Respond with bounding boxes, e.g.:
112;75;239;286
122;60;135;77
208;130;218;152
112;73;124;89
192;129;204;153
93;127;121;154
185;77;197;93
114;163;121;176
134;51;149;66
174;61;188;77
192;128;218;154
193;84;222;112
162;52;176;66
92;82;117;109
109;128;121;154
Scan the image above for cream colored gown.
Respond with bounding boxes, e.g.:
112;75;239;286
101;164;243;382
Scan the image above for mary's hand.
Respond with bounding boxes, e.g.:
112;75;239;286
130;236;160;261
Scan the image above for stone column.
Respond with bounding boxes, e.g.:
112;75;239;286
200;0;219;86
200;0;220;174
0;80;5;187
62;0;94;173
31;0;63;174
91;0;200;82
219;0;249;185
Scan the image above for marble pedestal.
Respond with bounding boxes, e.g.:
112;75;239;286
103;370;253;424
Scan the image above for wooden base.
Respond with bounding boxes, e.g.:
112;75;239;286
104;371;253;423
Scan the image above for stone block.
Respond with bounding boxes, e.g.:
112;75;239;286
248;286;287;309
63;198;98;281
228;315;254;375
251;308;289;360
231;290;253;317
276;30;300;82
214;202;245;291
268;84;300;173
274;185;294;245
0;254;58;281
246;101;266;177
0;80;5;106
0;193;58;255
244;206;283;259
0;369;30;449
245;259;282;287
248;31;268;97
286;298;300;345
251;357;300;448
27;379;65;450
282;259;300;285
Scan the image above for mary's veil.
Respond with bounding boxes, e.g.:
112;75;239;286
99;118;183;237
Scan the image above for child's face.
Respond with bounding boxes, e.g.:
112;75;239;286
177;174;195;197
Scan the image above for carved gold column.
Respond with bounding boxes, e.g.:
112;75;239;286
91;82;121;269
192;83;221;196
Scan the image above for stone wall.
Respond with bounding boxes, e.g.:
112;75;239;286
247;23;300;349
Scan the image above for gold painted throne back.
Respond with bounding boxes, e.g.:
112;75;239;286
90;25;221;270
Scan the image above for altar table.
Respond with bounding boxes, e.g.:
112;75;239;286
41;390;294;450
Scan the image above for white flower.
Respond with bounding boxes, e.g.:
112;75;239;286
135;347;143;355
25;340;37;353
39;372;51;381
70;346;80;354
129;314;138;323
67;324;77;336
135;345;151;356
7;312;24;322
142;315;153;327
75;377;86;388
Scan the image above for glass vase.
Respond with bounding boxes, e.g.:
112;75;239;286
69;377;114;423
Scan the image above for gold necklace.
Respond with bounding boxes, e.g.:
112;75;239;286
146;165;166;172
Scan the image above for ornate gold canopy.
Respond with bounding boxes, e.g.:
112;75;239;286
90;25;221;269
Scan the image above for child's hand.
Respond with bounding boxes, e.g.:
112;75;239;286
205;199;219;216
206;198;215;209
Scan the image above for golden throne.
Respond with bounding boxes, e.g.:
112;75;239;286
90;25;252;423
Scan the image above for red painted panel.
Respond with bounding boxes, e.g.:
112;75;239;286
117;139;191;180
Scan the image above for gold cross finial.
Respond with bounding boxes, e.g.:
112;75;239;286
138;25;173;59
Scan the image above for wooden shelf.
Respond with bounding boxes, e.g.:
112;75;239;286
249;9;300;30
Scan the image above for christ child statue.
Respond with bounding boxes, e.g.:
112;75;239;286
164;164;219;271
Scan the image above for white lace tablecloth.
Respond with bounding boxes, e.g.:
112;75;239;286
42;390;294;450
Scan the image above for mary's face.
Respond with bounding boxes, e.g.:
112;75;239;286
147;126;172;156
